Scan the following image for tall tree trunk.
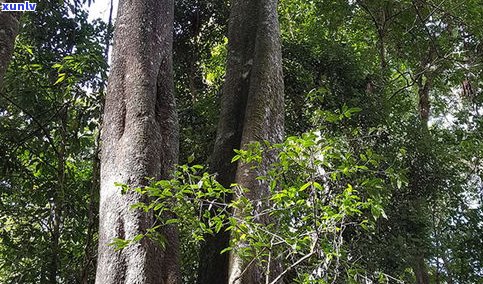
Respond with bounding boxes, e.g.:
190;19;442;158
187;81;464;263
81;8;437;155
413;254;430;284
198;0;284;283
0;3;22;89
410;59;435;284
228;1;284;282
418;75;432;131
81;144;100;284
197;0;257;281
95;0;180;283
49;107;67;283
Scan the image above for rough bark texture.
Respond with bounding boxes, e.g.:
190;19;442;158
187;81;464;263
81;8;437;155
0;3;21;90
198;1;284;283
197;0;257;282
228;1;284;283
95;0;180;283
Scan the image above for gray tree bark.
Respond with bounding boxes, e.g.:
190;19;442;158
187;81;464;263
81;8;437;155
95;0;180;283
197;0;258;281
228;0;284;282
0;3;22;90
197;0;284;283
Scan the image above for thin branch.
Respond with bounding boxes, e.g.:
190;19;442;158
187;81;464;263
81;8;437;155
269;237;318;284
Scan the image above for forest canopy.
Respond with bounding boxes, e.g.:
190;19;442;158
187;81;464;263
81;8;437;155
0;0;482;283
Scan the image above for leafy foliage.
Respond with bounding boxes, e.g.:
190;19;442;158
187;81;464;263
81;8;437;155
0;1;108;282
116;115;406;282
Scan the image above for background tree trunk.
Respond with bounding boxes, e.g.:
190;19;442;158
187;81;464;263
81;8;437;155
0;3;21;89
95;0;180;283
409;52;436;284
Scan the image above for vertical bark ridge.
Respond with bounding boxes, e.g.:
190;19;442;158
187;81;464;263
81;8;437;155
228;0;284;282
96;0;179;283
198;0;284;282
197;0;260;283
156;6;181;281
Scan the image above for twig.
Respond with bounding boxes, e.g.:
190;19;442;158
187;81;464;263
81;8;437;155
268;236;318;284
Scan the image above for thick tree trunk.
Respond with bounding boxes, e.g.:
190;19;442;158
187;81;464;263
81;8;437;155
197;0;257;282
0;3;22;89
410;94;431;284
201;0;284;282
198;1;284;283
228;1;284;283
95;0;180;283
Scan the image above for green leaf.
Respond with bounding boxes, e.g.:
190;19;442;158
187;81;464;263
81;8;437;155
54;73;66;85
165;218;179;225
132;234;144;242
109;238;130;251
220;247;232;254
187;154;195;163
300;182;312;191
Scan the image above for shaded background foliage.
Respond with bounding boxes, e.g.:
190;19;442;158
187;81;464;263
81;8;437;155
0;0;108;282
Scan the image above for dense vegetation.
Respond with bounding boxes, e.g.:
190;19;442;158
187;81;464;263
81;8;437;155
0;0;481;283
